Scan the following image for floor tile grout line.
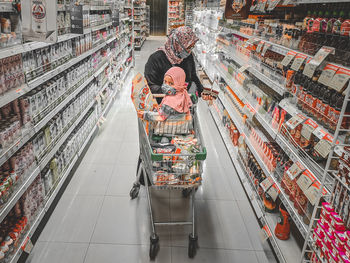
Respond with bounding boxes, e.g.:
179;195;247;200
35;239;266;253
82;242;92;263
87;195;107;246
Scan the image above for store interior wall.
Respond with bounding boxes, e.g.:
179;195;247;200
146;0;167;36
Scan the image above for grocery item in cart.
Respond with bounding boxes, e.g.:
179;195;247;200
131;72;158;112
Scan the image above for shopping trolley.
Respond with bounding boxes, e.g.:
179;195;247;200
129;106;206;260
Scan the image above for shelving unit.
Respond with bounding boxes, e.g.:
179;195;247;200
146;5;150;37
167;0;185;35
193;4;350;262
0;1;134;262
133;0;147;50
185;1;194;27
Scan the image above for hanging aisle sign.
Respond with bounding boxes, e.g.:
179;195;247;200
224;0;252;20
21;0;58;43
112;9;120;27
71;4;84;34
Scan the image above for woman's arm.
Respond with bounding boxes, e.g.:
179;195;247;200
143;105;176;121
189;54;204;97
144;52;164;94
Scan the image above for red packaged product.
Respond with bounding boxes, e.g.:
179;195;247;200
324;227;335;249
321;202;335;221
340;253;350;263
328;249;339;263
331;212;346;231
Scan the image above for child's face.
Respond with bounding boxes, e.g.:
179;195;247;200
164;75;174;87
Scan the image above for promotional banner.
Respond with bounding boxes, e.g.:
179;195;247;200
224;0;252;20
22;0;58;43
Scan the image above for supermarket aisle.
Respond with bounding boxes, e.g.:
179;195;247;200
27;36;276;263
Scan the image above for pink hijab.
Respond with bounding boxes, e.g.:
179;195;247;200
161;67;192;113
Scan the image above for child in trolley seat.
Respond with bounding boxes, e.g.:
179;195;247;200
137;66;193;121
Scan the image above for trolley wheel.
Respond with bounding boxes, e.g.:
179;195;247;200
182;188;192;198
188;234;198;258
149;234;159;260
129;183;140;200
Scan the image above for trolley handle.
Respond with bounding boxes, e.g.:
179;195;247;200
150;147;207;161
153;93;198;105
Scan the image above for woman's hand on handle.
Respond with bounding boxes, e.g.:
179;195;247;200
137;110;144;119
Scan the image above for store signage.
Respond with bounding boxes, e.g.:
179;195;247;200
318;64;339;87
312;46;335;67
281;50;297;67
297;170;316;192
21;0;58;43
224;0;252;20
329;67;350;93
112;10;120;27
256;41;264;53
304;181;327;206
290;53;307;71
71;4;84;34
286;161;305;180
261;43;271;56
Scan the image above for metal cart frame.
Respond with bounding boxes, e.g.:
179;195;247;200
130;109;206;260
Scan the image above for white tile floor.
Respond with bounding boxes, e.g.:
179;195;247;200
26;36;277;263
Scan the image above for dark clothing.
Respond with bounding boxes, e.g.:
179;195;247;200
144;50;204;100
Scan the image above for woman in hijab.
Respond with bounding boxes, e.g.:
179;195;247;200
139;67;192;121
144;26;206;102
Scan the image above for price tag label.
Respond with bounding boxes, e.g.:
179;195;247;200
297;170;316;192
291;53;307;71
243;103;256;121
314;133;337;159
286;161;305;180
312;46;335;67
318;64;339;87
329;67;350;92
301;119;319;140
281;51;297;66
261;43;271;57
256;41;264;53
260;225;272;242
303;60;317;78
304;181;327;205
313;127;328;140
21;237;33;253
267;0;281;10
279;99;298;115
239;65;250;73
290;152;298;163
260;177;274;192
285;113;307;130
267;184;280;201
334;146;344;157
244;38;259;48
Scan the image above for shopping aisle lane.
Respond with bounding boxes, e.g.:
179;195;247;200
169;198;254;251
28;36;276;263
27;242;88;263
90;196;172;246
172;247;259;263
38;195;104;243
64;163;114;196
84;244;171;263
